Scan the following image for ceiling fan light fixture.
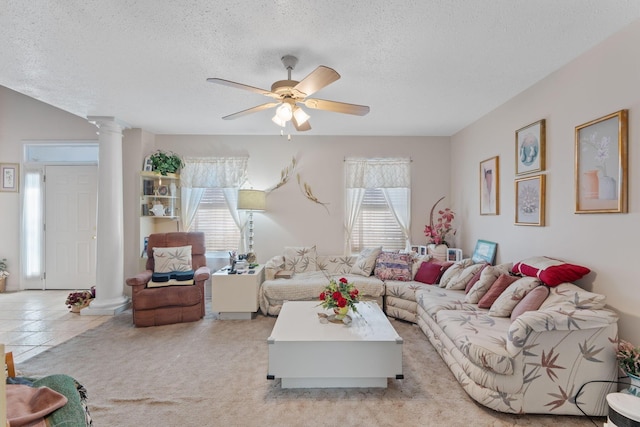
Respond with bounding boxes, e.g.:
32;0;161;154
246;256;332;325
293;106;310;125
271;114;286;127
275;103;293;121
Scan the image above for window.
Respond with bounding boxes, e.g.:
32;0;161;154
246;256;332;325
345;158;411;254
350;188;407;252
190;188;240;252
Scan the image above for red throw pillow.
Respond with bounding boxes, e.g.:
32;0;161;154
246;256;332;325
510;285;551;321
512;256;590;286
415;262;442;284
465;263;489;294
478;274;520;309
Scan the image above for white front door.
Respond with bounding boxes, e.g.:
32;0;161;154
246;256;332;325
44;165;97;289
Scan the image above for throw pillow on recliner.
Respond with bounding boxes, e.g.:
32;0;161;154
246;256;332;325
153;245;192;273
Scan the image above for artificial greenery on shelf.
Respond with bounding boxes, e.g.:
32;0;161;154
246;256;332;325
149;150;184;176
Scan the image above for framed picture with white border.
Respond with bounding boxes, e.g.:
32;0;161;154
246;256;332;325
446;248;463;262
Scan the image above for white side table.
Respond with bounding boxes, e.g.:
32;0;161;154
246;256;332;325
211;265;264;319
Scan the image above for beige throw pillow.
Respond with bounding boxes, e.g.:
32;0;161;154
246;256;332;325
350;246;382;276
153;246;192;273
489;277;541;317
464;262;513;304
445;263;486;290
439;259;473;288
284;246;317;273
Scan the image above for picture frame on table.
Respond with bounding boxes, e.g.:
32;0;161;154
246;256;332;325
0;163;19;192
410;245;420;255
419;246;427;256
446;248;463;262
471;240;497;265
574;109;628;214
515;119;545;176
480;156;499;215
515;174;545;226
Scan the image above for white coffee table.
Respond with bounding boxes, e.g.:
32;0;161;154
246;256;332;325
267;301;403;388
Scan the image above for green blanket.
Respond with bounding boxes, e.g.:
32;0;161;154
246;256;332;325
26;375;90;426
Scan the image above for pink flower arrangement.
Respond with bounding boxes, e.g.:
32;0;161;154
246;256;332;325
617;339;640;377
424;196;456;246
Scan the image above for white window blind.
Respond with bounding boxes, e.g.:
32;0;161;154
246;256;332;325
191;188;241;252
351;188;406;252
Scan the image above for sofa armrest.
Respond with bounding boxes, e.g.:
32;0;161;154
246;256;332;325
126;270;153;288
511;305;618;334
264;255;285;281
194;266;211;282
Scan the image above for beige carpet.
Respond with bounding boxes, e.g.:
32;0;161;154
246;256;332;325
18;308;604;427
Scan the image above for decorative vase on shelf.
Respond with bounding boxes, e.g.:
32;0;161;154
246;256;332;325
598;175;616;200
427;244;448;262
583;170;599;199
333;306;349;320
625;373;640;397
150;203;165;216
169;182;177;197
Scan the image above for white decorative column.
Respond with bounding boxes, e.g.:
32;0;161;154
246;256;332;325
83;116;131;316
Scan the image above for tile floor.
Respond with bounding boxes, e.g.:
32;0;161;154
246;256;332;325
0;290;111;364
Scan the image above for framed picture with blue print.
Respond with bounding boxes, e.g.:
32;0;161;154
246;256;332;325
471;240;497;265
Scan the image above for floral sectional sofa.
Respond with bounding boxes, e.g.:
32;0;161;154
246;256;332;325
261;248;619;416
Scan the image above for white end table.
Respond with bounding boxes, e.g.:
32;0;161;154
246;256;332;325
211;265;264;319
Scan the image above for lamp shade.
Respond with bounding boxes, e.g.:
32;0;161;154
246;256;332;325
237;189;266;211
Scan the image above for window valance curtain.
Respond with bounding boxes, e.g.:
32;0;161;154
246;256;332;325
180;157;248;188
180;157;248;233
345;157;410;189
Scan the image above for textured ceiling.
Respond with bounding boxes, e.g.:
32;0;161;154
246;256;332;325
1;1;639;136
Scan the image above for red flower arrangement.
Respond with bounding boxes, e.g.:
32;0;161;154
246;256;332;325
424;196;456;246
318;277;360;313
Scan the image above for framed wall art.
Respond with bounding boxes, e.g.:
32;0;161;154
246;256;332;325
471;240;497;265
0;163;19;192
480;156;499;215
575;109;628;214
515;119;545;175
515;174;545;226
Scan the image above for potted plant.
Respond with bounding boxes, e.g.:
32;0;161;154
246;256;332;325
149;150;184;176
617;339;640;396
0;258;8;293
65;287;96;313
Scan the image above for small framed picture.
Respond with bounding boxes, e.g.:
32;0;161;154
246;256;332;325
143;155;153;172
158;185;168;196
410;245;420;254
419;246;427;256
480;156;499;215
471;240;497;265
0;163;19;192
516;119;545;175
515;174;546;226
446;248;463;262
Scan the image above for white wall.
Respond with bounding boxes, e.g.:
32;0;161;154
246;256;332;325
0;86;97;291
451;20;640;343
152;134;450;263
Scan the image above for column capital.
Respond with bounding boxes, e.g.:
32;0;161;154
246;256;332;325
87;116;130;132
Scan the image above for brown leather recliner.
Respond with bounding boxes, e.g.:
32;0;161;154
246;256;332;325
126;232;210;327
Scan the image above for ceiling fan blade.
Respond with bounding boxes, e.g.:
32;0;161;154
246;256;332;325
222;102;280;120
292;116;311;132
302;98;370;116
207;78;281;99
293;66;340;97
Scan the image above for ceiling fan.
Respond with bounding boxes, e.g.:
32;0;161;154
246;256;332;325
207;55;370;132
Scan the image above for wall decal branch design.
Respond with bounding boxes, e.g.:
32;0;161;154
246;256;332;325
266;156;297;193
297;174;330;214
